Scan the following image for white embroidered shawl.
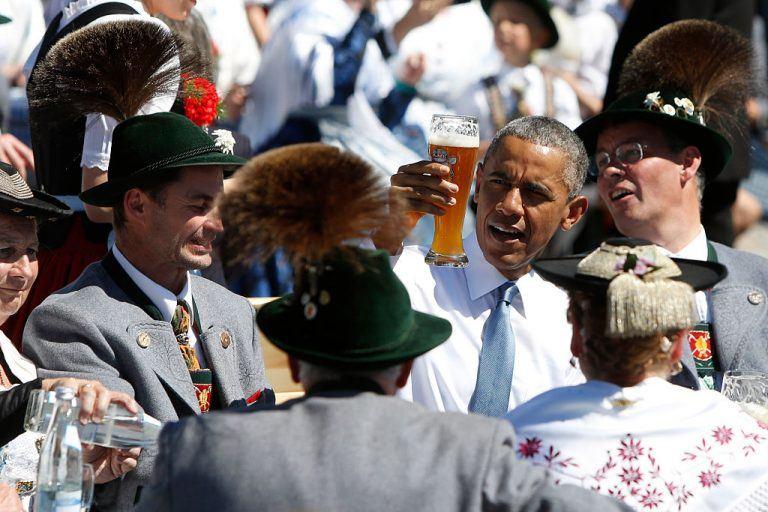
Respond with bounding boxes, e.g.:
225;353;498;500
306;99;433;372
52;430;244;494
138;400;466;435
506;378;768;511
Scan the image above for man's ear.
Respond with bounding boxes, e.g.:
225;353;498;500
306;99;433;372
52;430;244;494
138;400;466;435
122;188;148;226
395;360;414;389
679;146;702;186
560;194;589;231
473;161;484;204
670;329;688;363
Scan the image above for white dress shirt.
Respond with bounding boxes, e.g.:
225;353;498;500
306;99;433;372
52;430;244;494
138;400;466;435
392;231;584;413
657;225;711;323
112;245;207;368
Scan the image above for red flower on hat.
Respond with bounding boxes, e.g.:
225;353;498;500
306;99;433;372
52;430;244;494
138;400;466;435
181;74;220;128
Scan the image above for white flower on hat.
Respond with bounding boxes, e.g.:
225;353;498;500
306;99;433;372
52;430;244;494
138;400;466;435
674;97;695;117
212;129;236;155
662;104;676;116
643;91;662;109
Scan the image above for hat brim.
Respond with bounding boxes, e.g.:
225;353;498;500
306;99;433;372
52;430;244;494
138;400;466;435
534;256;727;293
481;0;559;49
257;296;452;370
80;152;246;206
0;188;72;222
575;109;732;182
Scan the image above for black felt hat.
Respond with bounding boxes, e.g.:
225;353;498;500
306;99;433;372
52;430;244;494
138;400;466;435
480;0;559;49
0;162;71;222
80;112;246;207
534;238;726;294
575;89;732;182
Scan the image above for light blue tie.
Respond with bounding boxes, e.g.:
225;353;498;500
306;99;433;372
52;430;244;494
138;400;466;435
468;283;518;417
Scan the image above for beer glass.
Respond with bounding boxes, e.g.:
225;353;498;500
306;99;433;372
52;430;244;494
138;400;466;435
425;114;479;267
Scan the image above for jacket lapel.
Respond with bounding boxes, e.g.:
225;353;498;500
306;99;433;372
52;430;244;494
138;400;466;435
102;252;200;415
194;288;243;407
127;322;201;414
710;282;767;372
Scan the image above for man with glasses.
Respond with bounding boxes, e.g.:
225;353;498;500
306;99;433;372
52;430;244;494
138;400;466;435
575;20;768;391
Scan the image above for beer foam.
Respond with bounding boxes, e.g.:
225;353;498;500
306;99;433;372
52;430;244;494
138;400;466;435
429;131;479;148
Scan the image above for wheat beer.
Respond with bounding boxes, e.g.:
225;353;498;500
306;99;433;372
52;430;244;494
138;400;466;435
425;115;479;267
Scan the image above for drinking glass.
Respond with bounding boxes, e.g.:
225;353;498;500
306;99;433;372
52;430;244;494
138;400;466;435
23;389;56;433
721;370;768;422
424;114;479;268
81;464;94;512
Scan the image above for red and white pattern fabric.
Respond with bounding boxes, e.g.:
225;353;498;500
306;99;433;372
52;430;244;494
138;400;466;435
506;378;768;511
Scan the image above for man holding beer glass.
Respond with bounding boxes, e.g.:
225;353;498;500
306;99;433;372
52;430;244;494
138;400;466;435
384;116;589;415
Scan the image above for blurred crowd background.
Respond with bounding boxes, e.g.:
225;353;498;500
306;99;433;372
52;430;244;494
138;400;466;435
2;0;768;298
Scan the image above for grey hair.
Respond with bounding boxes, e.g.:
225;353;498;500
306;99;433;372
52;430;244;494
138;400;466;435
297;360;402;390
485;116;589;199
695;171;705;206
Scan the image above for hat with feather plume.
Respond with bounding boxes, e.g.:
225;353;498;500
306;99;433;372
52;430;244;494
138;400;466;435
218;143;452;369
576;20;751;182
534;238;726;338
26;19;243;206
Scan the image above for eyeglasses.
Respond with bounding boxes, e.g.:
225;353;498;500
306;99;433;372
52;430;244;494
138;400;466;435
593;142;650;176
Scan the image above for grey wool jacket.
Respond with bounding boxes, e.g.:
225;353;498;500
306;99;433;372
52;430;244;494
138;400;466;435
22;257;270;511
135;385;631;512
672;242;768;390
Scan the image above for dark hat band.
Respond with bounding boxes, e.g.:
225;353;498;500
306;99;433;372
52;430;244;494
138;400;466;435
133;144;220;175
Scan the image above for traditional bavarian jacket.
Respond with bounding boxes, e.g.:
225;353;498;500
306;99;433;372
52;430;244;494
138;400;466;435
506;377;768;511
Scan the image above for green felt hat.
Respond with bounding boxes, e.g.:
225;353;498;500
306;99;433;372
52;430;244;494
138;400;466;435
80;112;246;206
575;88;732;182
0;14;10;24
481;0;559;49
0;162;71;222
257;248;452;370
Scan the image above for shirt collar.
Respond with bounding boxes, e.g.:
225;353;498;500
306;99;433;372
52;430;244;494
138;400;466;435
465;230;508;301
658;225;708;261
112;244;193;323
463;230;540;313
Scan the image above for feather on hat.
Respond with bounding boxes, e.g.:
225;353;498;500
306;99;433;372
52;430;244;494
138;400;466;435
28;19;202;123
617;19;751;138
219;143;403;270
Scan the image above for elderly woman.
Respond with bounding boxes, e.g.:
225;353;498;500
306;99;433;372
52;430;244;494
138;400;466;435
506;238;768;511
0;162;139;507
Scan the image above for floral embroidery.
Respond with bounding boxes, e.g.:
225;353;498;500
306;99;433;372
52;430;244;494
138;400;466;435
618;436;645;461
712;426;733;445
518;437;542;458
517;427;767;512
619;466;643;485
543;445;578;469
698;465;722;488
639;488;664;509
